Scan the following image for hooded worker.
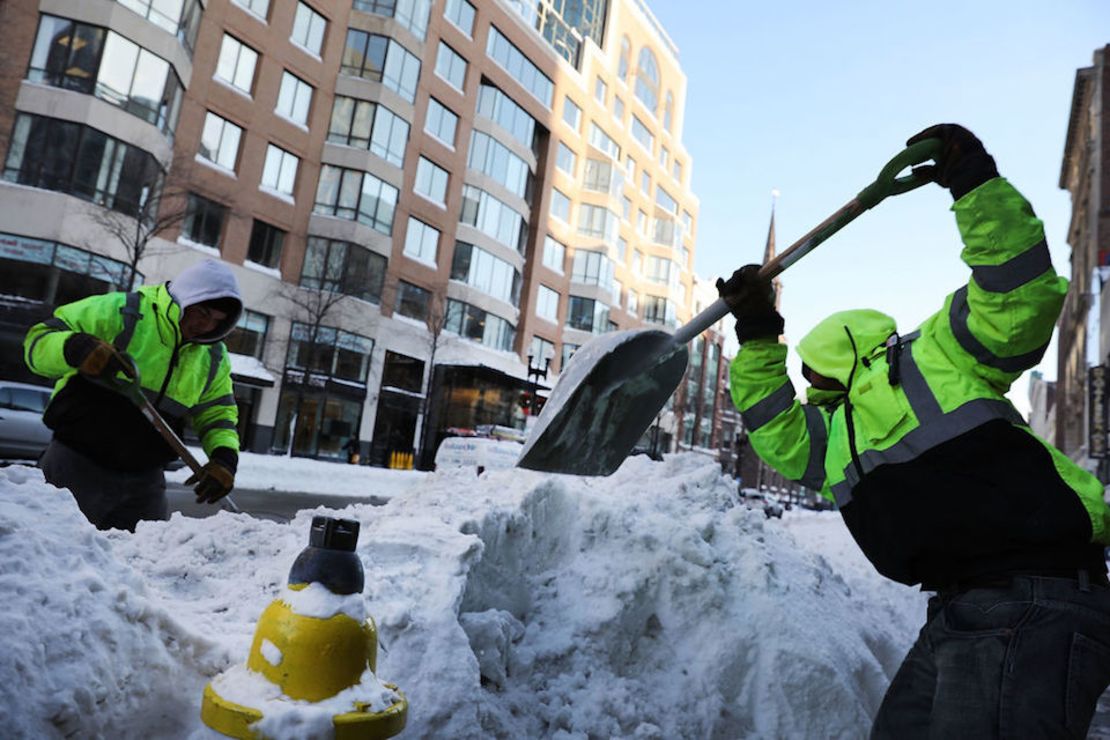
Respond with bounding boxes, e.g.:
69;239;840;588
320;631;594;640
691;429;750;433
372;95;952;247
24;259;243;531
720;124;1110;737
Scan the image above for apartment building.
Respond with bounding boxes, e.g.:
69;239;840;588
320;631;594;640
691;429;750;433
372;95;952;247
1057;44;1110;478
0;0;704;468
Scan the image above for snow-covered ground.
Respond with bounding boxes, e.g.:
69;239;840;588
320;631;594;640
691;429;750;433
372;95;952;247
2;452;937;738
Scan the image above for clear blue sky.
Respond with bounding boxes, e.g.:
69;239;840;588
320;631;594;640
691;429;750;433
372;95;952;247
647;0;1109;412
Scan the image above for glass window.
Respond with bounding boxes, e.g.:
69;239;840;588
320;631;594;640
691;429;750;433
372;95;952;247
292;2;327;55
331;100;402;164
3;113;162;219
550;188;570;222
656;185;679;215
445;299;515;351
543;235;565;273
232;0;269;20
302;236;387;302
414;157;448;206
594;76;607;104
199;112;242;171
555;142;576;176
577;204;618;243
617;236;627;262
341;29;387;80
628;289;639;316
562;96;582;131
618;36;631;81
395;280;431;320
614;96;624;121
28;16;106;95
631;115;654;153
261;144;299;197
313;165;397;235
403;217;439;264
621;195;632;221
183;192;227;247
450;242;521;305
276;71;313;126
113;0;203;53
435;41;467;91
635;46;660;112
287;322;373;382
383;39;420;102
682;210;694;232
369;104;409;166
673;159;683;183
476;83;537;152
215;34;258;94
28;17;183;133
611;277;622;307
588;122;620;160
353;0;431;40
536;284;559;322
225;309;270;359
566;295;609;334
486;26;553;107
626;154;636;179
664;91;674;131
467;131;530;200
530;336;555;366
459;185;526;253
660;145;669;167
247;219;285;268
642;295;677;327
571;250;614;291
425;98;458;147
640;170;651;195
637;209;647;235
444;0;475;36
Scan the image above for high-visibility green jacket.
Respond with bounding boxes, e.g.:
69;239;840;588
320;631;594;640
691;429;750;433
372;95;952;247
24;260;241;472
731;178;1110;586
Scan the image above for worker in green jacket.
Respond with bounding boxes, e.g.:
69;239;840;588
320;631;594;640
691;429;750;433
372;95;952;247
719;124;1110;737
24;259;243;531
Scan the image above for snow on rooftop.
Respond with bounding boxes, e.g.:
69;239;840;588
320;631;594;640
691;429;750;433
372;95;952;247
0;454;926;738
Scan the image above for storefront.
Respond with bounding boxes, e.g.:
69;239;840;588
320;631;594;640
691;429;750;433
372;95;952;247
368;351;425;468
419;364;546;468
272;323;372;460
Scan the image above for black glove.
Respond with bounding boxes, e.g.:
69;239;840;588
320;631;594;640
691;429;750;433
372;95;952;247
187;447;238;504
716;264;784;342
907;124;999;200
63;332;127;380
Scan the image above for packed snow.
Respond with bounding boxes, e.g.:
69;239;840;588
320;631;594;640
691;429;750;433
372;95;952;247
3;452;938;738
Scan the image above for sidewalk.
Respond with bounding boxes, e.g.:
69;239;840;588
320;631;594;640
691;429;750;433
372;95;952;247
166;448;428;500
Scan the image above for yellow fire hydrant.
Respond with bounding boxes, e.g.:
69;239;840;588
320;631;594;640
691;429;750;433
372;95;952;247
201;516;408;739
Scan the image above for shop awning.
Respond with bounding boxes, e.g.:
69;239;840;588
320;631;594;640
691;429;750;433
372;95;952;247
229;352;276;388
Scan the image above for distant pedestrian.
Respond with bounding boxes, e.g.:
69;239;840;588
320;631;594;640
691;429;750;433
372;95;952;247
344;437;361;465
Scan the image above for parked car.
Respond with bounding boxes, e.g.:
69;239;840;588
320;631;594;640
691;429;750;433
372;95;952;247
0;381;52;461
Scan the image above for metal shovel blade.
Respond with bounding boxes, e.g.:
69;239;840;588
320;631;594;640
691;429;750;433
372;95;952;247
517;329;689;476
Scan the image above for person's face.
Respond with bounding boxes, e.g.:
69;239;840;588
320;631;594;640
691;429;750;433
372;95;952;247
180;304;228;340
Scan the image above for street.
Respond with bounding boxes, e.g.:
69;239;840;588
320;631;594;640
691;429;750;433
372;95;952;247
165;482;388;523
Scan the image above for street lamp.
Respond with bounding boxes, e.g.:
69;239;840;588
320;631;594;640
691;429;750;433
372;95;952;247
526;353;550;416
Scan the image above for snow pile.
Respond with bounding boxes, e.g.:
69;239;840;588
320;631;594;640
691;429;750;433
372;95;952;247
0;466;227;738
0;454;925;738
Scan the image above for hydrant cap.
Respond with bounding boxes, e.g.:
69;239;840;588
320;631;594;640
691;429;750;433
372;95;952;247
310;516;360;551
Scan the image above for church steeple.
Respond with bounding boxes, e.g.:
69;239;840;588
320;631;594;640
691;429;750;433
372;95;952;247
764;189;782;311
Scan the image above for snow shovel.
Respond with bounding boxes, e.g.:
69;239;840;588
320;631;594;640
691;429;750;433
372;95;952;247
106;348;242;513
517;138;942;476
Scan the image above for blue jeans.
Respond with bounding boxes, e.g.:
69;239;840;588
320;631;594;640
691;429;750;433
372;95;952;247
871;575;1110;739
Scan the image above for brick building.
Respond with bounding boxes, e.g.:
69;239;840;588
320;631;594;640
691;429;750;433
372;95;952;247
0;0;727;467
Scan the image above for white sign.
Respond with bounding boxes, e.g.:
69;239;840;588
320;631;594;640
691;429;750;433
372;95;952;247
434;436;522;472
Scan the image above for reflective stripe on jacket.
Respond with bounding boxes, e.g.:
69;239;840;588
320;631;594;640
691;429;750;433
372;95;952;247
730;178;1110;560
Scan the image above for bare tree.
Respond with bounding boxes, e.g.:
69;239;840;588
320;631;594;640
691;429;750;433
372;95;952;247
86;156;240;288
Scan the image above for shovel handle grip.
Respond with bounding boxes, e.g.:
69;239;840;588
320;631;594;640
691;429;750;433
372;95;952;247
674;139;943;346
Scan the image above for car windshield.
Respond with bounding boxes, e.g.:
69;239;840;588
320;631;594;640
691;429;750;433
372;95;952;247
4;388;49;413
